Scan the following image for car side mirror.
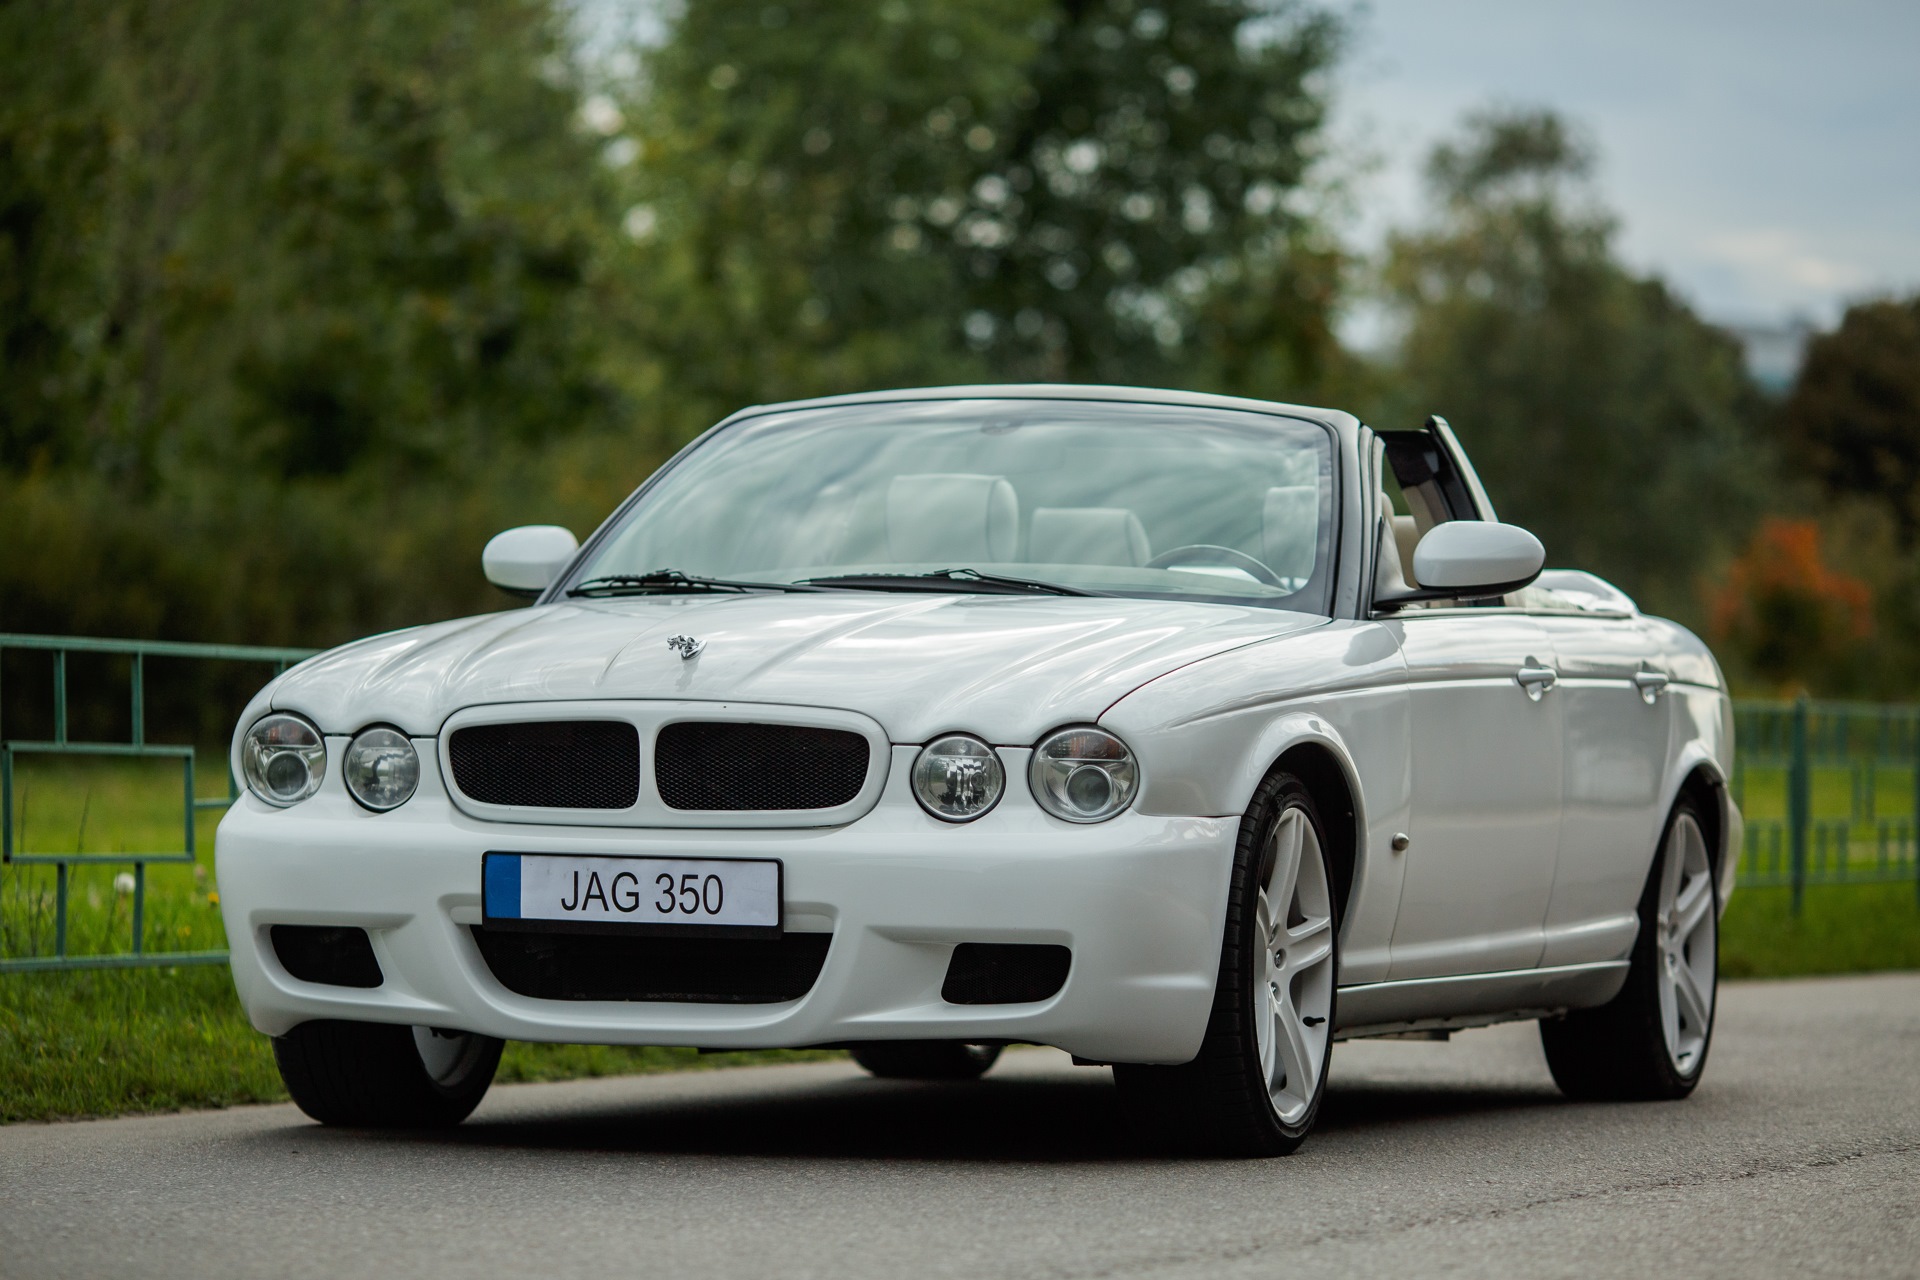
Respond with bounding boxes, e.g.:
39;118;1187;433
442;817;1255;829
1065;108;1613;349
482;525;579;597
1378;521;1544;610
1410;521;1544;594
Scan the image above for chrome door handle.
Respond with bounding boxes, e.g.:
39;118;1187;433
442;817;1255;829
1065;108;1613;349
1633;670;1670;703
1515;664;1558;700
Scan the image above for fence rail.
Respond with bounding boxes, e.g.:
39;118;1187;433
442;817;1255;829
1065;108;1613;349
1;633;316;973
2;635;1915;972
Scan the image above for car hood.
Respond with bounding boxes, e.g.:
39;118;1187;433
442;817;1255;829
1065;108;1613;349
268;593;1326;743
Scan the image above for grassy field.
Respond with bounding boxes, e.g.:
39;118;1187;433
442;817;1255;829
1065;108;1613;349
3;756;1917;1123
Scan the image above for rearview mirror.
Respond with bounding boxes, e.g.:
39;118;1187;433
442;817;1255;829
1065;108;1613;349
1410;521;1545;595
482;525;579;597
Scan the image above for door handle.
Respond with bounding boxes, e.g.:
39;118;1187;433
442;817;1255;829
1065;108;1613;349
1633;670;1670;703
1515;663;1558;700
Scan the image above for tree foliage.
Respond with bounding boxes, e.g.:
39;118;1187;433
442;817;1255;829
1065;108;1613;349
1375;108;1767;612
627;0;1344;426
1779;295;1920;546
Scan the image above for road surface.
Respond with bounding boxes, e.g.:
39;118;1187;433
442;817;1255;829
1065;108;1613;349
3;973;1917;1279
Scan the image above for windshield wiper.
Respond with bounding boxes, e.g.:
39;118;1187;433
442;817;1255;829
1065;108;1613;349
798;568;1098;597
567;569;826;597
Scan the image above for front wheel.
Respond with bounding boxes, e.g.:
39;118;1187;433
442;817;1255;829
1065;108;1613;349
1114;771;1338;1156
1541;799;1719;1100
274;1021;503;1127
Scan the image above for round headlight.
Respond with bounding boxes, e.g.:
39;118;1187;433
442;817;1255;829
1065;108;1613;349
1030;726;1138;823
343;726;419;812
242;712;327;807
911;734;1005;822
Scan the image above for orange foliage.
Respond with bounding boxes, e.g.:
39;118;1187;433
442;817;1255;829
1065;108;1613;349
1706;518;1872;687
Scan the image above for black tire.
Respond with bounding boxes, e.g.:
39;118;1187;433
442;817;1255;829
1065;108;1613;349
1113;770;1339;1157
849;1041;1002;1080
273;1021;503;1127
1541;798;1719;1101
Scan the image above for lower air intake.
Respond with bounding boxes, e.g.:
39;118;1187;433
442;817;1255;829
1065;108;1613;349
271;925;383;988
941;942;1072;1005
472;928;832;1004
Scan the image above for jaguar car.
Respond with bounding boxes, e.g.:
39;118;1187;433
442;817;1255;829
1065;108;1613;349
217;384;1738;1155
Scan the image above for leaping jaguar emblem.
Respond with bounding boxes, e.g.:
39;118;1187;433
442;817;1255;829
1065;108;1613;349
666;634;705;660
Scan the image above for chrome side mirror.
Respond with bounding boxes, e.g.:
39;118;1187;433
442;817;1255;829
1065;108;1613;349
482;525;579;597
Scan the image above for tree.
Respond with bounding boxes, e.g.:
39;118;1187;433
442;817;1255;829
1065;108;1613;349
626;0;1344;427
1779;295;1920;546
1375;108;1767;613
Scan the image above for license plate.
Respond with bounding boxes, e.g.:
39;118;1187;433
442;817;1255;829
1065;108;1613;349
482;853;782;937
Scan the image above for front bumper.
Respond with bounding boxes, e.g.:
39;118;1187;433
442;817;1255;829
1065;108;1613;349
215;745;1236;1065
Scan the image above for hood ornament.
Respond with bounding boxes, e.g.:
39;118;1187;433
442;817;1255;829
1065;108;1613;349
666;634;705;660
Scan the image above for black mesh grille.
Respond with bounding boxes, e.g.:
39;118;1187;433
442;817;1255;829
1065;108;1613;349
449;721;639;809
473;928;832;1003
942;943;1072;1005
655;722;869;811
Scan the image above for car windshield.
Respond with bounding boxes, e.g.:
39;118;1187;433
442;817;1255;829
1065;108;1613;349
566;398;1338;612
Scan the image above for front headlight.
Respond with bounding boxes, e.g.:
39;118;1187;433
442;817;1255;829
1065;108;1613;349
343;726;419;812
1029;726;1138;823
911;734;1005;822
242;712;327;807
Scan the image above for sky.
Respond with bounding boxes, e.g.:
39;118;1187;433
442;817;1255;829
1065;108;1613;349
1325;0;1920;328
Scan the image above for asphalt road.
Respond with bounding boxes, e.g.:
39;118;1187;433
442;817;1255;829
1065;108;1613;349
4;973;1917;1280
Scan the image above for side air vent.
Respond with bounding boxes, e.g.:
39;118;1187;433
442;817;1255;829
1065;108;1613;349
447;720;639;809
941;943;1072;1005
654;721;869;811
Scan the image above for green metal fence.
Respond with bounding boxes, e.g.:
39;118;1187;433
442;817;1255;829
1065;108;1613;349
2;634;1914;970
1;633;315;973
1731;697;1920;913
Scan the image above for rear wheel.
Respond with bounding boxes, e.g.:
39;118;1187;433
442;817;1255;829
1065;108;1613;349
850;1041;1002;1080
1114;771;1337;1156
274;1021;503;1127
1541;799;1718;1101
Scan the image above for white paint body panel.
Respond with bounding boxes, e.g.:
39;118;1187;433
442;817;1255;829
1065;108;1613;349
217;383;1740;1061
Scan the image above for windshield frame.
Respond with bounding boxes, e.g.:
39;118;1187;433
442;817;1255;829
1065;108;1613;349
545;392;1347;614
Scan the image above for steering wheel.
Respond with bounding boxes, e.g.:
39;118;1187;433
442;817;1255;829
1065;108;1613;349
1145;544;1288;588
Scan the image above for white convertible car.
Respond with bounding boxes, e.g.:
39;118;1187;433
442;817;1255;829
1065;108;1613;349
218;385;1737;1155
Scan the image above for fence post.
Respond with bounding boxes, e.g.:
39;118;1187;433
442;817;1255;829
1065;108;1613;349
1790;695;1810;916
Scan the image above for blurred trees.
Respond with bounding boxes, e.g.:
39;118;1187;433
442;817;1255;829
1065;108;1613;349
625;0;1345;429
1779;297;1920;546
1371;108;1768;616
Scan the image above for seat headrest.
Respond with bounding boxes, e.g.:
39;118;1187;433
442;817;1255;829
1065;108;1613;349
886;474;1019;564
1262;485;1318;582
1028;507;1151;567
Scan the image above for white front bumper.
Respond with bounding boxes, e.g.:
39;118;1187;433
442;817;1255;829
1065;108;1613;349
215;746;1236;1065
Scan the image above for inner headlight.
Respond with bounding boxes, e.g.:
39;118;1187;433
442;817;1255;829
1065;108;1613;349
1030;726;1138;823
343;726;420;812
242;712;327;807
911;734;1005;822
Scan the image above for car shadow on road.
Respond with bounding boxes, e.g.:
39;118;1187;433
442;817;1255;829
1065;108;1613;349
270;1071;1567;1164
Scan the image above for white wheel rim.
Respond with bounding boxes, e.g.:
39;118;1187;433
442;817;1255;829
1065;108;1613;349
413;1026;473;1085
1655;813;1716;1075
1252;805;1336;1126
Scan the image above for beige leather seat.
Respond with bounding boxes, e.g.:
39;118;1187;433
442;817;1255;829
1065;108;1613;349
886;474;1020;564
1028;507;1151;567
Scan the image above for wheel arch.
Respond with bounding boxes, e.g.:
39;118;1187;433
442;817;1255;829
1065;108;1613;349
1267;739;1362;930
1660;746;1741;915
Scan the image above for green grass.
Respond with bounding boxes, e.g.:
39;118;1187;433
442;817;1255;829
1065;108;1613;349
1720;881;1920;979
3;757;1916;1123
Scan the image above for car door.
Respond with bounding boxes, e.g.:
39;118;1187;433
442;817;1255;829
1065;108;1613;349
1385;608;1565;979
1530;604;1673;968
